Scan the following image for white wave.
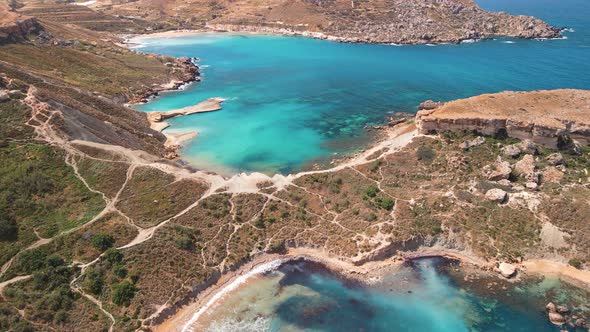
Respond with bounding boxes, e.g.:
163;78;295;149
205;317;271;332
502;41;516;44
200;65;211;69
389;43;403;46
536;36;568;41
460;39;477;44
425;43;437;47
565;28;575;33
181;259;288;332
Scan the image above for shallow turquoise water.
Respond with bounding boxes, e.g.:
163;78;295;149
135;0;590;175
197;259;590;332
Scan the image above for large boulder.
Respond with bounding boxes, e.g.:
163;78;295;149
517;140;539;155
546;153;565;166
485;188;508;203
418;100;443;110
542;166;565;183
459;136;485;151
498;262;517;278
548;312;566;325
0;90;9;102
513;154;541;184
501;144;521;158
483;157;513;181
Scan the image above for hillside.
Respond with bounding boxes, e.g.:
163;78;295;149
5;0;562;44
0;3;587;331
93;0;561;43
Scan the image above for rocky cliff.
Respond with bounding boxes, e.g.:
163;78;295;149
0;5;43;44
416;89;590;148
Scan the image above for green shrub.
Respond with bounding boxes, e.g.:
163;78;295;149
569;258;583;269
365;185;379;198
18;249;47;274
416;145;436;164
84;268;104;296
112;281;137;306
91;233;115;251
102;248;122;265
0;216;17;241
376;197;395;211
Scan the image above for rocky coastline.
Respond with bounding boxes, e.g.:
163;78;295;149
127;56;201;105
206;22;563;45
416;89;590;149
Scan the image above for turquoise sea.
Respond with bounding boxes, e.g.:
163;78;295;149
189;259;590;332
134;0;590;175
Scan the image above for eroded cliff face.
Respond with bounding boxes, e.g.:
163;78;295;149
416;90;590;148
0;5;43;44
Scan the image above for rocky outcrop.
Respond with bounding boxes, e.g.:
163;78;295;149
485;188;507;203
0;5;44;44
128;57;200;104
416;90;590;149
498;262;517;278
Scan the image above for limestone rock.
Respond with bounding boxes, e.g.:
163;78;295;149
501;144;521;158
514;155;536;176
542;166;564;183
549;312;566;325
498;262;517;278
418;100;444;110
513;154;540;184
483;157;512;181
546;302;557;312
7;90;24;99
415;90;590;148
525;182;538;190
459;136;485;150
485;188;507;203
546;153;565;166
517;140;539;155
0;91;9;102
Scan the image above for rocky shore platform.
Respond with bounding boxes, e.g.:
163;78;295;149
416;89;590;149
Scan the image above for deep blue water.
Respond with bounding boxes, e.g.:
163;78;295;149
197;259;590;332
134;0;590;175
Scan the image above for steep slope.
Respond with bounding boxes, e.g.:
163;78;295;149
94;0;561;43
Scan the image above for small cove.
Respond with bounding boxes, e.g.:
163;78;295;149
183;258;590;332
133;0;590;176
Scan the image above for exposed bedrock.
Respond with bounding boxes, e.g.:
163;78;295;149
416;89;590;149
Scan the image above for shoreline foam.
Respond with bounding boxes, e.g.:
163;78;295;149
153;246;590;331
